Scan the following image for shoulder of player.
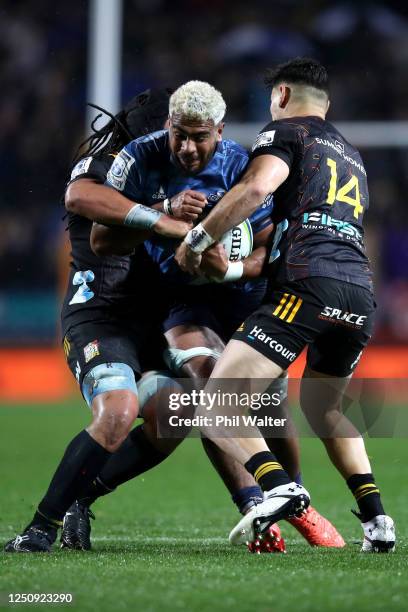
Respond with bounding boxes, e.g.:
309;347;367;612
252;119;301;150
219;138;248;157
214;139;249;186
259;118;301;131
264;117;330;137
127;129;168;156
319;120;365;165
68;153;112;184
218;139;249;172
107;130;169;182
326;121;358;150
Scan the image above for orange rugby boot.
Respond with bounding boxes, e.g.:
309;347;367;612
287;505;345;547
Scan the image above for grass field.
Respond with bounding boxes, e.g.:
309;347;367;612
1;401;407;611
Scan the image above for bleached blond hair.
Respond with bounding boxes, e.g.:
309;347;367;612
169;81;226;125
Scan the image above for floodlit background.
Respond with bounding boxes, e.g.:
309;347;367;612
0;0;408;401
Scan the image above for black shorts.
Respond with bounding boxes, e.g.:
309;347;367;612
162;279;267;343
63;319;165;388
232;277;375;377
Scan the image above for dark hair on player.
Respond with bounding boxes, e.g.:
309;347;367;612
72;87;173;165
265;57;329;95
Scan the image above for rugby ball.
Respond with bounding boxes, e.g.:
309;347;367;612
220;218;253;262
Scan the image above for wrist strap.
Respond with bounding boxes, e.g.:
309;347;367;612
124;204;162;229
185;223;215;254
163;198;173;216
221;261;244;283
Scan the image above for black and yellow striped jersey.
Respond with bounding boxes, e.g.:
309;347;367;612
251;116;372;293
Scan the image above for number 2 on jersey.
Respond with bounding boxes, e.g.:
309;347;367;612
326;157;363;219
69;270;95;305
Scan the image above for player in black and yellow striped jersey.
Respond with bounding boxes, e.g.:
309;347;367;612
176;57;395;553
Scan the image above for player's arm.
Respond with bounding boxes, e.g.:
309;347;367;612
204;156;288;239
66;179;190;240
175;155;289;273
90;211;192;256
67;145;193;240
65;178;142;225
89;183;209;256
241;223;274;279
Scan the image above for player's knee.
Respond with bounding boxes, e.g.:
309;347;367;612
182;355;216;378
104;418;135;452
138;370;185;420
139;370;193;441
83;363;139;447
265;373;288;403
93;389;139;423
163;347;221;378
255;373;289;421
89;391;138;451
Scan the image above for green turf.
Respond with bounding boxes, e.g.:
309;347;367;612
1;401;407;611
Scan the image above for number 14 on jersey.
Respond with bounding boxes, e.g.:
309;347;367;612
326;157;364;219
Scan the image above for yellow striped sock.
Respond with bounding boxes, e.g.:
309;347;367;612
254;462;283;482
355;488;380;501
354;483;377;500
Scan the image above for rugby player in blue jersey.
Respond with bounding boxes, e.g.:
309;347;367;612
77;81;343;551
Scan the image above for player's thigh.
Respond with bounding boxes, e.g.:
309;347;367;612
217;281;322;396
202;340;283;413
164;325;224;378
210;339;283;379
163;287;225;352
165;324;225;353
163;280;267;346
63;320;142;405
163;297;226;376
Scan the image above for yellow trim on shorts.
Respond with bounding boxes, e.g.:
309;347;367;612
273;294;303;322
273;294;289;317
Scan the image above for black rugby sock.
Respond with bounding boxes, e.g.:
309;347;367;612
245;451;292;492
31;430;111;527
232;486;264;515
79;425;168;505
347;473;385;522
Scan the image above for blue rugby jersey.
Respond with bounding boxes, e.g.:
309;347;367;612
106;130;273;286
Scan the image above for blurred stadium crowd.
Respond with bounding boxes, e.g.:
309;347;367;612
1;0;407;344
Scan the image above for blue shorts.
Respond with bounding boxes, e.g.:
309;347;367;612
162;279;267;342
